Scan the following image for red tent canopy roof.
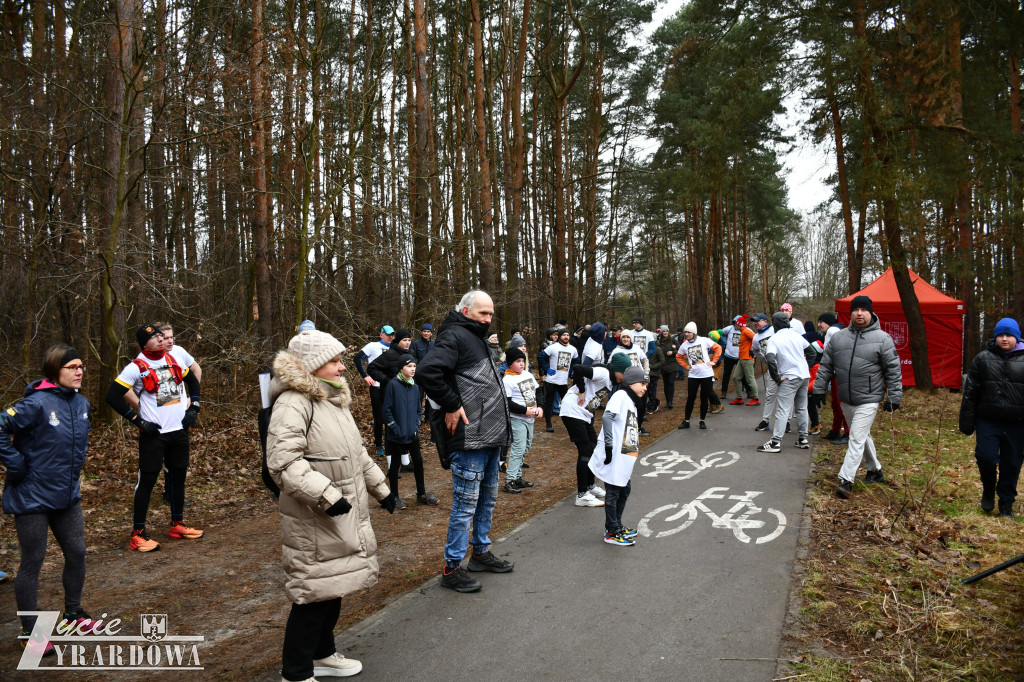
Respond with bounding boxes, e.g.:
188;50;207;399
837;267;964;316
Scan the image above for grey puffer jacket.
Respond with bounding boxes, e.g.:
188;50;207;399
813;314;902;406
266;350;390;604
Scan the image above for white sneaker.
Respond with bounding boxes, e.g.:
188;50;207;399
313;652;362;677
281;677;317;682
588;484;606;498
575;491;605;507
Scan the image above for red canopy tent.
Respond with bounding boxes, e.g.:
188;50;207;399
835;267;964;388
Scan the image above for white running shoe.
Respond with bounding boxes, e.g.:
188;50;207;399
313;652;362;677
575;491;605;507
588;484;606;498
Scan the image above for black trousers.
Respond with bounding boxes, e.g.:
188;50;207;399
721;356;738;396
281;597;341;681
543;383;568;427
661;371;676;405
562;416;597;493
386;439;426;497
369;386;384;446
685;377;715;421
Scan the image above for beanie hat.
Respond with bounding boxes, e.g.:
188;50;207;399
505;347;526;366
781;302;793;313
608;353;632;375
421;323;434;331
511;327;521;336
659;324;670;333
623;366;649;386
850;295;873;314
708;329;721;343
394;328;412;342
619;329;633;341
683;322;698;335
136;324;163;349
993;318;1021;342
298;320;316;332
817;312;837;326
632;316;644;325
509;335;526;350
288;330;347;373
736;315;748;326
398;353;416;367
488;333;499;344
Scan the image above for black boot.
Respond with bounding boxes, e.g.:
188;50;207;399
998;499;1016;520
981;488;995;513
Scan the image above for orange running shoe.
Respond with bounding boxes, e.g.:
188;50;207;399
129;529;161;552
168;522;204;539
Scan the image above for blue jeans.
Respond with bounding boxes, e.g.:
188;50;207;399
444;448;500;565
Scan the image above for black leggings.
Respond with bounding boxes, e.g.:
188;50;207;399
135;467;187;526
281;597;341;681
15;502;87;631
661;371;676;405
685;377;715;420
543;383;568;427
386;439;425;497
721;356;738;396
562;416;597;493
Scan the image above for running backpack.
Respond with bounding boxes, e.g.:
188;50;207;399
257;401;314;499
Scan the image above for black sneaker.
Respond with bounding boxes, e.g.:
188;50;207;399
998;500;1016;519
640;428;651;436
678;420;690;429
795;437;810;449
981;489;995;513
755;420;770;431
666;402;673;409
417;492;439;505
837;479;853;499
467;551;514;573
785;422;792;433
513;478;535;489
864;470;885;483
545;425;554;433
834;435;850;445
699;421;707;430
401;463;416;473
756;439;781;453
441;565;482;592
502;481;521;494
521;462;530;469
822;431;839;441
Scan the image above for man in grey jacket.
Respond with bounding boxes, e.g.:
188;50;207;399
812;295;902;499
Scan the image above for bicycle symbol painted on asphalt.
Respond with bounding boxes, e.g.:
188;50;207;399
638;449;740;480
637;487;787;544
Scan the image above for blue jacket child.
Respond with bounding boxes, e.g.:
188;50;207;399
382;361;423;444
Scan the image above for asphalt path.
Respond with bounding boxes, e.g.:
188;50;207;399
267;402;813;681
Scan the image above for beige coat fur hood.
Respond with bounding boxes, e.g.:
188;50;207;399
266;349;390;604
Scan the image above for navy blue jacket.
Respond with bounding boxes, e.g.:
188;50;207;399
382;378;423;444
410;337;434;363
0;379;91;514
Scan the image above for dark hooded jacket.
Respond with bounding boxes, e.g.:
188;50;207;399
417;310;511;451
959;339;1024;434
0;379;91;514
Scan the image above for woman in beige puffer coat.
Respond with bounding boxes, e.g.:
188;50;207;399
267;330;396;682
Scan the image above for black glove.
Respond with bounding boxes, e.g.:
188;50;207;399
181;402;200;429
882;400;900;412
325;497;353;517
380;492;398;514
128;412;160;435
604;445;613;465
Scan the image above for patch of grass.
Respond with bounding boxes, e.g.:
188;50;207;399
403;570;419;579
782;388;1024;681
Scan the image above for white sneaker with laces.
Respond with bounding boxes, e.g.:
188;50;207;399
575;491;605;507
756;439;782;453
588;484;606;498
313;652;362;677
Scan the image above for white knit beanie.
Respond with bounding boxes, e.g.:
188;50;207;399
287;330;347;373
684;321;698;335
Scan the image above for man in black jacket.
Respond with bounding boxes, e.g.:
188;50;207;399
417;290;513;593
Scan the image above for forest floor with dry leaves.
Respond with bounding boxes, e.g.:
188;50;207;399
1;377;1022;681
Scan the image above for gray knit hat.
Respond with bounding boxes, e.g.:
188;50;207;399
623;366;649;386
287;330;347;373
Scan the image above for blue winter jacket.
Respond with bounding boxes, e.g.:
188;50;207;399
382;377;423;444
0;379;91;514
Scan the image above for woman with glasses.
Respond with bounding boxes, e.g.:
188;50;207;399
0;345;93;656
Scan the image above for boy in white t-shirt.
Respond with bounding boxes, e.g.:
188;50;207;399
105;324;203;552
562;364;615;507
588;366;648;547
502;348;543;493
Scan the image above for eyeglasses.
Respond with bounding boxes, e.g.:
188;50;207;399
61;364;87;372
